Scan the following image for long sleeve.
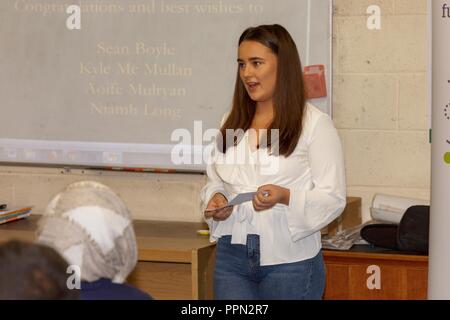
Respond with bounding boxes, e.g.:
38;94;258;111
199;113;230;231
286;115;347;242
199;139;232;238
200;142;229;214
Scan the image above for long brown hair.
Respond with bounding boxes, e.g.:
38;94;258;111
219;24;306;157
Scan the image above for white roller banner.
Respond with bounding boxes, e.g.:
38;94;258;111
428;0;450;299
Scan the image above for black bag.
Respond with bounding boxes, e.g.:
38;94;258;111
360;205;430;254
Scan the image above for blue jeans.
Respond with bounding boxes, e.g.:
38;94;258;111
214;235;326;300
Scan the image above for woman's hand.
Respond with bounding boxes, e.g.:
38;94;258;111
204;193;233;221
253;184;290;212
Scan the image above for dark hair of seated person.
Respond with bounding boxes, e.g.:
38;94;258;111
0;240;79;300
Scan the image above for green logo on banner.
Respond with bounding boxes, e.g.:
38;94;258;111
445;152;450;164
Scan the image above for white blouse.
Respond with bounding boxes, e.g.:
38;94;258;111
200;103;346;266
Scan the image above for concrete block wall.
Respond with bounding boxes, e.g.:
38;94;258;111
0;0;431;223
0;165;206;222
333;0;430;221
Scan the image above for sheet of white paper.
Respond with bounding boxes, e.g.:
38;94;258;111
228;192;256;206
205;192;256;212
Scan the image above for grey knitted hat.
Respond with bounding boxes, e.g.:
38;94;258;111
36;181;137;283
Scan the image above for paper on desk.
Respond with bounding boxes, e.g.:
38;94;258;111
371;194;429;224
321;221;375;251
205;192;256;212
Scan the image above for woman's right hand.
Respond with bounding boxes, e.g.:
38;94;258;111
204;193;233;221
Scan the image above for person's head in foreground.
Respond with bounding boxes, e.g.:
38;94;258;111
36;180;151;300
0;240;78;300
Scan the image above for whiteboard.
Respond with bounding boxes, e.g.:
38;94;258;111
0;0;332;171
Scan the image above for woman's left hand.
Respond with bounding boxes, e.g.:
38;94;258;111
252;184;290;212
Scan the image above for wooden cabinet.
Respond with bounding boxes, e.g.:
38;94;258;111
323;247;428;300
127;220;216;300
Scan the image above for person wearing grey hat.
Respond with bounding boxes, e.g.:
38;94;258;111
36;180;152;300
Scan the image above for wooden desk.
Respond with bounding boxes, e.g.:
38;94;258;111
0;215;215;300
323;246;428;300
1;218;429;300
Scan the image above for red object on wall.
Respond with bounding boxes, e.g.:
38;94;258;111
304;65;327;99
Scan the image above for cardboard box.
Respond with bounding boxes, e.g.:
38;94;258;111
321;197;362;236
